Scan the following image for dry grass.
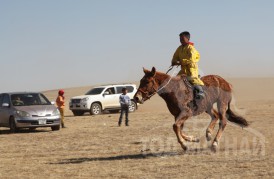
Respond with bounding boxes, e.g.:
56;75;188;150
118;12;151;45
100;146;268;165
0;78;274;178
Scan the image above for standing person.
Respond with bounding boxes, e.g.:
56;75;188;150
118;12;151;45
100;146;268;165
171;31;205;99
118;88;131;126
56;89;66;128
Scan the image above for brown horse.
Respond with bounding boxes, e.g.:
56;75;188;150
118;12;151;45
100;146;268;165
134;67;248;151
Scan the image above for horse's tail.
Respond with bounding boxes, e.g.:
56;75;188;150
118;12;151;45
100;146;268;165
226;101;249;127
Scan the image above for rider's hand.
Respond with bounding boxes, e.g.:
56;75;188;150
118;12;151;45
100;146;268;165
171;61;180;66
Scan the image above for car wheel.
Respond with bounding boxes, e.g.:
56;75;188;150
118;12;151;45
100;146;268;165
9;117;19;133
90;103;102;115
72;110;85;116
129;100;137;112
51;125;60;131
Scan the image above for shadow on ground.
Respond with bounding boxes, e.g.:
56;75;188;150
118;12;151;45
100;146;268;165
49;148;212;165
65;111;119;118
49;152;177;164
0;129;51;135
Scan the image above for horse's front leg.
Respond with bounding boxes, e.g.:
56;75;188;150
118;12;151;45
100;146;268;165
177;110;199;143
180;123;200;143
173;117;188;151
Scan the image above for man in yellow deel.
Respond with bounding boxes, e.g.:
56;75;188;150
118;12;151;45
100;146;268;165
171;31;205;99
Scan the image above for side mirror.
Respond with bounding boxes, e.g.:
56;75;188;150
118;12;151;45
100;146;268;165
2;103;10;107
51;101;55;105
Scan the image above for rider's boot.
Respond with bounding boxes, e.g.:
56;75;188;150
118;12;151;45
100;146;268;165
194;85;205;100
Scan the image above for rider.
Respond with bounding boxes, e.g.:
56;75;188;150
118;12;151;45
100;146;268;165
171;31;205;100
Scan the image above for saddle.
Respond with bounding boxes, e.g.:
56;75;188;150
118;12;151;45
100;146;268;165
181;76;205;111
182;76;206;95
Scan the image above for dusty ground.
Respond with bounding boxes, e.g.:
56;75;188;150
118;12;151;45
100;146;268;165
0;78;274;178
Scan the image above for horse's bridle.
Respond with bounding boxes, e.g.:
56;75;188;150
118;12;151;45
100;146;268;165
137;78;158;101
137;66;177;102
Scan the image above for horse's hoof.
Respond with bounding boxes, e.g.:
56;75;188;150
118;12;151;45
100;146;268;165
182;145;188;151
211;141;218;152
211;145;217;152
193;137;200;143
206;133;212;141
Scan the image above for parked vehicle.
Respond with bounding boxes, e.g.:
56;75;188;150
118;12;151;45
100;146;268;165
0;92;61;132
69;84;138;116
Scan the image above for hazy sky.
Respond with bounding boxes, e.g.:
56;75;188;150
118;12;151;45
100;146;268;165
1;0;274;92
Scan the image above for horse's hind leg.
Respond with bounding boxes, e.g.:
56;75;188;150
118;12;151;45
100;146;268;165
206;108;219;141
212;102;228;151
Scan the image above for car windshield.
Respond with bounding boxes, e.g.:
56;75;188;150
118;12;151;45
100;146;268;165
11;93;51;106
85;88;104;95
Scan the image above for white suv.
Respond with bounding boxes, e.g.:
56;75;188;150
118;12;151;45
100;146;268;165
69;84;138;116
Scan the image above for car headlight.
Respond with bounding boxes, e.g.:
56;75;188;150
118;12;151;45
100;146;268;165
16;110;31;117
81;97;89;103
52;109;60;115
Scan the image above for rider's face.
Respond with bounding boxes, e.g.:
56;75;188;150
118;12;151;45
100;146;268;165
180;35;189;45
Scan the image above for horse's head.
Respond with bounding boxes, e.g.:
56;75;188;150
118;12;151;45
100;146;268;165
134;67;160;104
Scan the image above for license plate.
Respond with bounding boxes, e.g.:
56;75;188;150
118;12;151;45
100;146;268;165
38;119;47;125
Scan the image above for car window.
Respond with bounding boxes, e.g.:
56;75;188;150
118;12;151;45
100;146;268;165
0;94;3;105
116;86;134;94
39;94;51;105
126;86;134;93
2;94;10;105
105;87;115;95
85;88;104;95
11;93;51;106
116;86;124;94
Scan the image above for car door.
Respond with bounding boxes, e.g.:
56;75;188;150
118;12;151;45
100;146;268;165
0;94;11;127
102;87;117;108
112;86;122;107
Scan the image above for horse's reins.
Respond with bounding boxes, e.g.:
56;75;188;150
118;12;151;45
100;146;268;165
139;66;179;101
137;79;158;101
165;65;174;74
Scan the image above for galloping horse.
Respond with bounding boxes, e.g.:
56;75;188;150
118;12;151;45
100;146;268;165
134;67;248;151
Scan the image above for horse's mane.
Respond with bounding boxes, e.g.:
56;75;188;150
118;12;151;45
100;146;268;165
155;71;182;81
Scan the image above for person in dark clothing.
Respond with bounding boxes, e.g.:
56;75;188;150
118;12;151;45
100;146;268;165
118;88;131;126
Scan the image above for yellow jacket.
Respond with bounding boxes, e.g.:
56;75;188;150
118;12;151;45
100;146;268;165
172;43;204;85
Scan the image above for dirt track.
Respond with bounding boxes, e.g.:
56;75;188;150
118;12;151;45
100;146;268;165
0;78;274;178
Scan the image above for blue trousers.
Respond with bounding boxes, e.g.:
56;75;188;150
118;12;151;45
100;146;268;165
119;106;129;125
